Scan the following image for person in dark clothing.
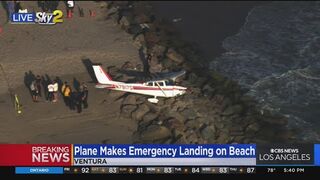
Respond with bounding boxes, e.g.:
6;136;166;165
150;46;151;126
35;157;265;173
80;82;88;109
69;91;76;110
75;91;83;113
35;75;42;97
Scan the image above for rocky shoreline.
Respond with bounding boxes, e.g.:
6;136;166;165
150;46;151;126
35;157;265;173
101;1;298;144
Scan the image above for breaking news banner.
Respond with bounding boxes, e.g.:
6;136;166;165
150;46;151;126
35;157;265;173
0;144;255;166
72;144;256;166
0;144;319;175
0;144;71;166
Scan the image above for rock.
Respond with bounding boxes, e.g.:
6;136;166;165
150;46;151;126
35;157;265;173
142;112;159;123
122;95;136;105
121;61;135;70
202;83;215;94
107;66;120;77
128;24;143;35
168;111;186;123
246;122;260;132
136;96;146;104
184;119;200;130
164;98;175;105
165;118;184;131
216;132;229;143
166;48;185;64
222;104;244;116
134;13;151;23
229;126;244;136
173;134;188;143
107;7;119;16
115;74;131;82
232;136;245;142
148;61;163;73
200;125;217;140
170;99;188;112
220;97;232;112
119;16;134;30
186;73;199;84
262;117;288;126
121;104;137;118
215;121;225;129
180;108;198;120
132;104;150;121
185;129;200;143
144;32;160;46
151;44;167;57
133;34;145;48
140;125;171;142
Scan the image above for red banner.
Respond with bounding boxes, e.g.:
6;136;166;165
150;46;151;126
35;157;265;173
0;144;72;166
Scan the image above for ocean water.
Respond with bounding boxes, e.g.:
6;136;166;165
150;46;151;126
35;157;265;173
152;1;320;142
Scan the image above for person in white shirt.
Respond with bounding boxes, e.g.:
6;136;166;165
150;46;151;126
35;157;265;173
52;80;59;102
47;82;54;102
66;1;75;18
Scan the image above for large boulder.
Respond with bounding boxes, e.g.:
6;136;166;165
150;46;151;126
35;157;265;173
180;108;198;120
140;125;171;142
134;13;151;24
132;104;150;121
121;104;137;118
133;34;146;48
200;124;217;141
119;16;134;31
164;118;184;131
142;112;159;123
122;95;137;105
151;44;167;57
144;32;160;46
222;104;244;116
166;48;185;64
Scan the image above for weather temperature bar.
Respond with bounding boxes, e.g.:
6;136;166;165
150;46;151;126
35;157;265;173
61;166;256;174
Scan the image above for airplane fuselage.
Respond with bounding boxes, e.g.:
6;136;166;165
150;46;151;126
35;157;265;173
96;82;186;97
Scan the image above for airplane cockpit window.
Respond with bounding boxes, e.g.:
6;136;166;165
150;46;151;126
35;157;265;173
147;82;154;86
158;82;164;86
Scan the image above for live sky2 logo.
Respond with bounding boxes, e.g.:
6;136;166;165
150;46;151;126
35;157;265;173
11;10;63;25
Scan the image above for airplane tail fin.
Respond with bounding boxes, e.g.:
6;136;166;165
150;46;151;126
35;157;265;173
92;65;113;84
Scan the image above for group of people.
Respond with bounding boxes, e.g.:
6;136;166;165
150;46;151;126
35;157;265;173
27;75;89;113
61;81;89;113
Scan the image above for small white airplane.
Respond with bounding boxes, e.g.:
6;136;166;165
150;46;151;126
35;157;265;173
92;65;187;103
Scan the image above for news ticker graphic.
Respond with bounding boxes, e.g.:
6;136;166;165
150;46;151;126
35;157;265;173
0;144;319;167
12;166;255;175
0;166;317;175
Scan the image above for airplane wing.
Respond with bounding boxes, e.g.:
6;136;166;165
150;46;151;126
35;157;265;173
151;70;186;82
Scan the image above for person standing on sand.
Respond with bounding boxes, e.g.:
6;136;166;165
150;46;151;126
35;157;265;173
47;81;54;102
63;84;72;109
80;82;88;109
6;1;15;21
75;91;82;113
30;80;39;102
66;1;75;18
35;75;42;97
52;80;59;102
